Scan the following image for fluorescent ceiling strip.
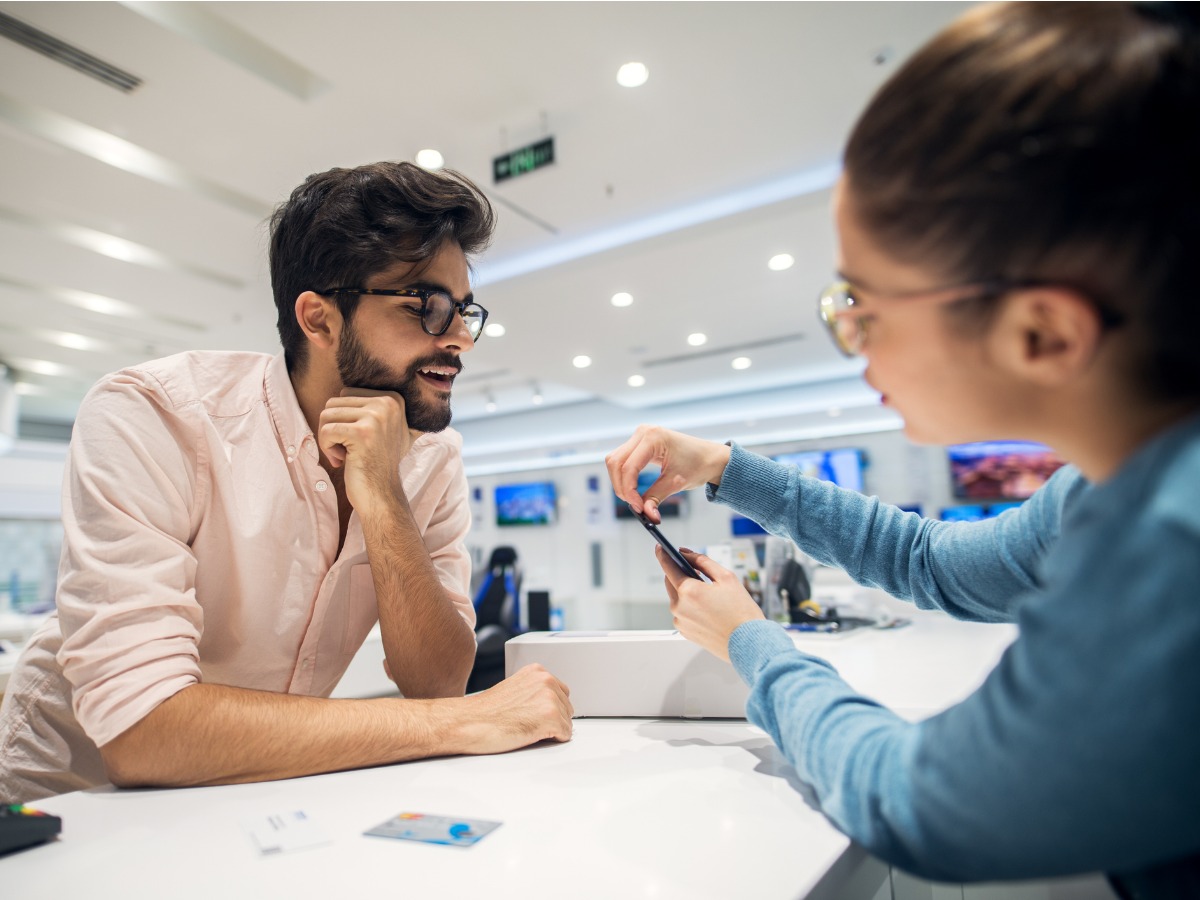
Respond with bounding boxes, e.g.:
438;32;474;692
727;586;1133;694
2;355;91;380
26;327;110;353
121;1;331;101
0;92;270;218
475;161;841;286
0;205;244;289
0;274;205;331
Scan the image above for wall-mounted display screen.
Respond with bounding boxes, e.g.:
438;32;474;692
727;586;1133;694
940;500;1025;522
947;441;1064;500
772;448;865;493
614;469;684;518
495;481;557;526
730;514;768;536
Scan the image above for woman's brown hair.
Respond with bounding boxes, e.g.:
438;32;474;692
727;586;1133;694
845;2;1200;400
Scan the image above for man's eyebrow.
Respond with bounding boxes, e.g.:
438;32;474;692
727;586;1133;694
403;280;474;304
835;269;870;290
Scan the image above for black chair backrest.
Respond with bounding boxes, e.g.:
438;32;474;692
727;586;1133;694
475;573;510;629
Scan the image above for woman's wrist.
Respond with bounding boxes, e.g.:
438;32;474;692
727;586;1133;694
707;441;733;487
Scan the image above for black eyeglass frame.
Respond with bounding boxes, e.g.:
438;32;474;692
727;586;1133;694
318;287;489;339
817;277;1125;358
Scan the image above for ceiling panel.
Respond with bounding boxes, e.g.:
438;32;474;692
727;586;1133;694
0;0;974;461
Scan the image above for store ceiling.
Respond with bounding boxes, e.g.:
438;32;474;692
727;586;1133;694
0;1;972;470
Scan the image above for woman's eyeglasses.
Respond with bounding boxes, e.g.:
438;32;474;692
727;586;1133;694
817;278;1124;357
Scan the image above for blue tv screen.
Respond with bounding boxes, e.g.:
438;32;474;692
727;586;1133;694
947;441;1064;500
614;469;683;518
495;482;557;526
940;504;988;523
941;499;1025;522
772;448;864;493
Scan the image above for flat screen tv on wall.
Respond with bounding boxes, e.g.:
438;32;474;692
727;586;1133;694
613;469;685;519
947;441;1065;500
495;481;557;526
772;448;865;493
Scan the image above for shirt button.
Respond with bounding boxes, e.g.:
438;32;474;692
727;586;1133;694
286;445;296;455
315;480;328;492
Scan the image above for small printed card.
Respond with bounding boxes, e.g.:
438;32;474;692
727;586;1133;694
364;811;502;848
244;809;331;856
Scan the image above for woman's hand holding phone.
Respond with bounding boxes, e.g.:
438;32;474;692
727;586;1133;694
654;544;766;664
605;426;732;523
608;424;760;660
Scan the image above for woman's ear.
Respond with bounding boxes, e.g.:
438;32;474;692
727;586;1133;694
294;291;340;351
988;287;1105;387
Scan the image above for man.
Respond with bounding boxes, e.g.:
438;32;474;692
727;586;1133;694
0;161;572;802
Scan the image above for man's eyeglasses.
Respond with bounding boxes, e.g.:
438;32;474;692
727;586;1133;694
319;288;488;341
817;278;1124;358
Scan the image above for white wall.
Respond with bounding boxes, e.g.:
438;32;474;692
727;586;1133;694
0;430;964;630
466;428;959;631
0;442;66;518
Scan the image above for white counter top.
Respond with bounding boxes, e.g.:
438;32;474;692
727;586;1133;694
4;718;878;900
1;611;1019;899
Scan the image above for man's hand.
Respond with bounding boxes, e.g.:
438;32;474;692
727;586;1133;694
454;665;574;754
657;546;765;663
318;388;423;513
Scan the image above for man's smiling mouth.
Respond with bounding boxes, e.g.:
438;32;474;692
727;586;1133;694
418;365;457;390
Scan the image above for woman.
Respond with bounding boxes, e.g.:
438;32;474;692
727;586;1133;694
607;3;1199;895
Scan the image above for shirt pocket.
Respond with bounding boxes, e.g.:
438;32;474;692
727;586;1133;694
344;564;381;654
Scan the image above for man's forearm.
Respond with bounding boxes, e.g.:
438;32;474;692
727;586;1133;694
99;682;471;789
360;493;476;699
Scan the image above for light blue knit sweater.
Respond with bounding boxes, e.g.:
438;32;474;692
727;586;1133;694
712;416;1200;892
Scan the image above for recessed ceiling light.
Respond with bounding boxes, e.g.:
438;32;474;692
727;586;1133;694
611;291;633;307
416;149;444;170
768;253;795;271
573;355;593;368
627;374;646;387
616;62;649;87
484;322;506;338
687;332;707;347
731;356;751;370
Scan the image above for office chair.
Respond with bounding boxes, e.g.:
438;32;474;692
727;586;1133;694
467;546;520;693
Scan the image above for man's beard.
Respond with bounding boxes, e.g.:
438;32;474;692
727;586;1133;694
336;320;459;433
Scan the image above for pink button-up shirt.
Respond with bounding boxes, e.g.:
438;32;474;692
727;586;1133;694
0;351;473;801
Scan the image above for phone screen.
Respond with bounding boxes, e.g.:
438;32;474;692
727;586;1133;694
634;509;702;580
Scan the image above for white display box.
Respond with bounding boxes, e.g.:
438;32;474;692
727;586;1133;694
505;630;750;718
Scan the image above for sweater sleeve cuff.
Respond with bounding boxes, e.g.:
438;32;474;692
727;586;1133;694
728;619;796;686
706;443;793;524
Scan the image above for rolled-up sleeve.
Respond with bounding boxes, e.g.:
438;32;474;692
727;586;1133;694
56;371;206;747
406;431;475;629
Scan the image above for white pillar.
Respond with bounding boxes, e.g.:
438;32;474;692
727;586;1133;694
0;364;18;455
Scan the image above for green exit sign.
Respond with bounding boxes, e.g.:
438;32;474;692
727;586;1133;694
493;137;555;183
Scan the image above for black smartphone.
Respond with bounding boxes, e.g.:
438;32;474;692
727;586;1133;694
634;509;703;580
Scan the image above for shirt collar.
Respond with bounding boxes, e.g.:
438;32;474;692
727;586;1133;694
263;352;317;461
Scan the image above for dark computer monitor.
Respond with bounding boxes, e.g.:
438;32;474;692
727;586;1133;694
614;469;684;518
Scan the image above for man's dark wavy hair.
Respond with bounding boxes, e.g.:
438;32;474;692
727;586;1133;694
268;161;494;372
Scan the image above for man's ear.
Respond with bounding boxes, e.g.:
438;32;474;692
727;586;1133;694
988;287;1104;387
294;291;340;351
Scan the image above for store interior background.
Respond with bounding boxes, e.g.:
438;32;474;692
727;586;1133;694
0;2;982;629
